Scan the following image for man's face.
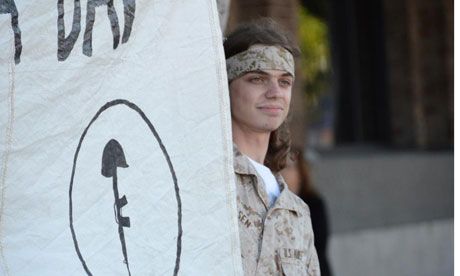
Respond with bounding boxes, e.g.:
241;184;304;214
229;69;293;134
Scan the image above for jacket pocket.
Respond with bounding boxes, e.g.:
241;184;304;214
280;259;309;276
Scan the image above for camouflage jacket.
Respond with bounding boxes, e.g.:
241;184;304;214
234;147;320;276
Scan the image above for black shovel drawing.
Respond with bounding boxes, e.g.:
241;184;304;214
101;139;131;276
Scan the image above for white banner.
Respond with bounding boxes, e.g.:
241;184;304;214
0;0;242;275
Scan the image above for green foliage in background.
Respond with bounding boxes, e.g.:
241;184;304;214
298;6;331;107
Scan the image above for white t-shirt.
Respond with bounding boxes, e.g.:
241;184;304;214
248;157;280;206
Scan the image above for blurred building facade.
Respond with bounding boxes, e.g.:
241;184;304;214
222;0;453;275
330;0;453;149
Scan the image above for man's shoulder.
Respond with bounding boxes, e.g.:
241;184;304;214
285;188;311;215
274;178;311;217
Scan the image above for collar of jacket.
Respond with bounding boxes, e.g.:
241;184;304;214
233;145;302;215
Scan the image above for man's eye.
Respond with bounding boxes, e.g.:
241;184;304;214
250;76;264;83
279;79;292;87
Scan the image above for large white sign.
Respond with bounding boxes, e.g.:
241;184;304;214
0;0;242;275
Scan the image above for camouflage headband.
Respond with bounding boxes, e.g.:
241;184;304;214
226;44;295;81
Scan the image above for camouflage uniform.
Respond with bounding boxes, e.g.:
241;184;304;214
234;147;321;276
226;45;295;81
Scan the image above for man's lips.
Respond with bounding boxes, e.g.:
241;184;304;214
257;104;283;109
257;105;284;114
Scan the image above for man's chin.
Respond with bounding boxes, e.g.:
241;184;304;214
260;123;283;133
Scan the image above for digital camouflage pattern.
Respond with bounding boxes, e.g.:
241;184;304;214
226;45;295;81
233;147;320;276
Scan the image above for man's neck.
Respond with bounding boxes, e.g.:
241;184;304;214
232;125;270;164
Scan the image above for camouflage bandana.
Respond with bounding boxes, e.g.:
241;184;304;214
226;44;295;81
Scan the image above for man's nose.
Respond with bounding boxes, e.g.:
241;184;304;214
265;79;283;98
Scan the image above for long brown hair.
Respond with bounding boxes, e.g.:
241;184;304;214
224;18;300;172
289;146;316;197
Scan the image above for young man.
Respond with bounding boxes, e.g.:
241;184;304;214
224;19;320;275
